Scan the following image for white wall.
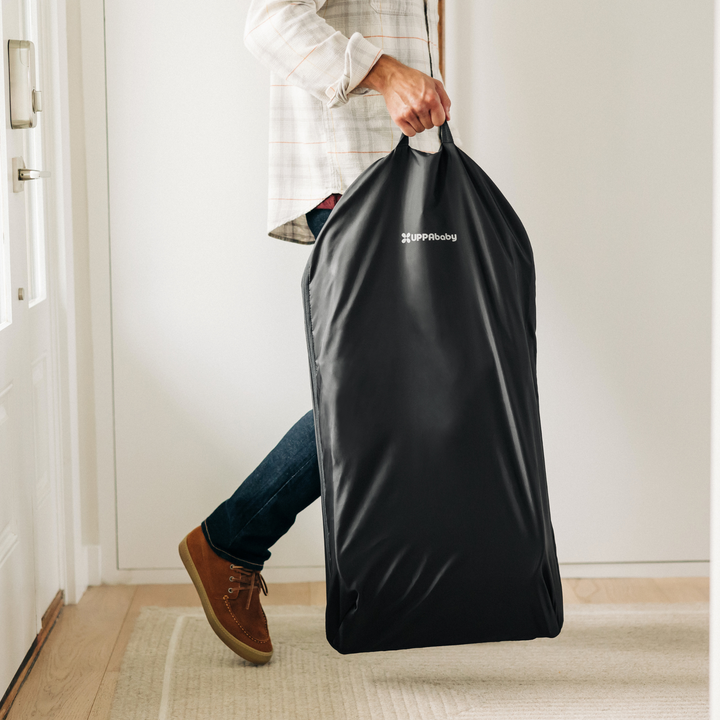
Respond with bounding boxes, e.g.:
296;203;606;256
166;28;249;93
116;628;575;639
445;0;712;572
67;0;712;584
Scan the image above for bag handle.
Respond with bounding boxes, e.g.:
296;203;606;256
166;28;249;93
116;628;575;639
398;118;454;148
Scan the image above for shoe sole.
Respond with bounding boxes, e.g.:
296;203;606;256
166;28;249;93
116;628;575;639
178;535;274;665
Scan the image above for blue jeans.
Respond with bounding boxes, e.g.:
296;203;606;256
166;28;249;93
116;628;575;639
201;206;333;571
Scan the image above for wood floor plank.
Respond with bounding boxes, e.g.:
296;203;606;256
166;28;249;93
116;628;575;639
0;591;64;720
309;581;326;606
653;576;709;602
6;585;136;720
265;582;311;605
564;577;689;604
560;578;581;604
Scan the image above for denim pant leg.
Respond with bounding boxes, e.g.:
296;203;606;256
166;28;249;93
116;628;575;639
201;206;333;571
202;409;321;571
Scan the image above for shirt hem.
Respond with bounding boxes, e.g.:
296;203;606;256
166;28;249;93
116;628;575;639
267;192;344;244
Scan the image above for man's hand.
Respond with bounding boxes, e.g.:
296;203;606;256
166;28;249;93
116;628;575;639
357;54;451;137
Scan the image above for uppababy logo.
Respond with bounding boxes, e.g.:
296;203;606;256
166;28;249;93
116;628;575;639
401;232;457;243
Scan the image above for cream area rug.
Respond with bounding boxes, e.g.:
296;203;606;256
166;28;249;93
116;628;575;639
108;603;708;720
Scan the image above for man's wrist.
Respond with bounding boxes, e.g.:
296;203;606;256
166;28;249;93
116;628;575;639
357;54;398;94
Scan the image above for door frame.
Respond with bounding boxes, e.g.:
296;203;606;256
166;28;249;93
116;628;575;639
28;0;87;605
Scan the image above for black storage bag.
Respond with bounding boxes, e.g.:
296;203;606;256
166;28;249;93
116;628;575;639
301;120;563;655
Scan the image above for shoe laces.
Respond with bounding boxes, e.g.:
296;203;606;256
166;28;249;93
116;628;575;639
227;564;269;610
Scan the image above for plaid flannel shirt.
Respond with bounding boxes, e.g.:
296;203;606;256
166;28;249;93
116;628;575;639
244;0;463;244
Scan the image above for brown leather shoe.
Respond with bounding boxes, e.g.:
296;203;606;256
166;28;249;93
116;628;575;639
179;526;273;665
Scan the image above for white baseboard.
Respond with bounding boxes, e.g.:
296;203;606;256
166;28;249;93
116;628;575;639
101;565;327;585
86;545;102;586
560;561;709;578
99;561;708;585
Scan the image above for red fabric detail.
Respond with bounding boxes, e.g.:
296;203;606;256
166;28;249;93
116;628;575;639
315;193;342;210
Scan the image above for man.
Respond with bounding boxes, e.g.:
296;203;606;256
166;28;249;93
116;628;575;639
179;0;460;666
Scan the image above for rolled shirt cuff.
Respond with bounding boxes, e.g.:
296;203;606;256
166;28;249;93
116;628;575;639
325;33;384;108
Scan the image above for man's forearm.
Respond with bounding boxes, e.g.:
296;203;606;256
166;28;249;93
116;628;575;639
244;0;384;109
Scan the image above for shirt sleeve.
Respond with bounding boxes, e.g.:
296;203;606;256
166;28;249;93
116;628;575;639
244;0;385;109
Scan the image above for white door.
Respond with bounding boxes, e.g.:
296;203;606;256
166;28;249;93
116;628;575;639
104;0;326;581
0;0;61;694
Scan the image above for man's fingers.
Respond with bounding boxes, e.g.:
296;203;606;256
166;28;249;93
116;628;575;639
409;112;426;134
398;118;417;136
434;80;451;121
402;109;425;134
411;96;445;132
429;99;446;128
402;105;442;135
416;108;434;131
419;88;449;130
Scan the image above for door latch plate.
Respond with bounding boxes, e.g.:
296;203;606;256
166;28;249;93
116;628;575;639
8;39;41;129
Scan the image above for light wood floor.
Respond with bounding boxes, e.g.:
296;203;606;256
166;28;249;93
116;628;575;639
5;577;709;720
